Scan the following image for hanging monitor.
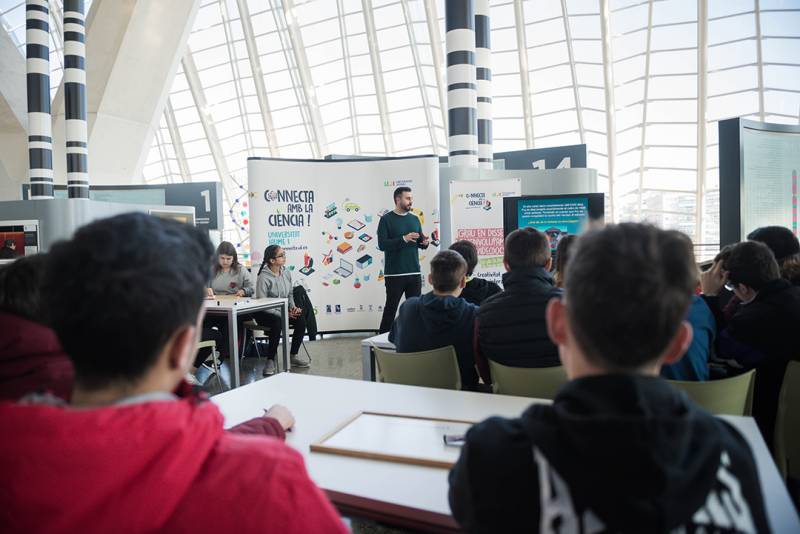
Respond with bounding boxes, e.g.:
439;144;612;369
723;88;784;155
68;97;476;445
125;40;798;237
503;194;605;250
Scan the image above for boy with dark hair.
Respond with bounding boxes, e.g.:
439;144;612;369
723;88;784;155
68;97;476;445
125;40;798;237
474;227;561;383
377;186;430;333
450;223;769;532
0;213;347;533
448;240;501;305
389;250;480;390
701;239;800;450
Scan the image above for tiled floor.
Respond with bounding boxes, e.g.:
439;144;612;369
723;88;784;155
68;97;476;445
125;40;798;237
195;334;367;395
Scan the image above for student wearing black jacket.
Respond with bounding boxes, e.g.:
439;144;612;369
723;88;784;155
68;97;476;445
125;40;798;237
449;224;769;533
473;228;561;384
700;239;800;449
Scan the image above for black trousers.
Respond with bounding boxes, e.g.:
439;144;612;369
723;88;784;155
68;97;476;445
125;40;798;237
379;274;422;333
254;312;307;359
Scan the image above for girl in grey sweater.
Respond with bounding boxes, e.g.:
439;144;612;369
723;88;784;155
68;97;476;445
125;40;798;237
254;245;309;375
207;241;254;297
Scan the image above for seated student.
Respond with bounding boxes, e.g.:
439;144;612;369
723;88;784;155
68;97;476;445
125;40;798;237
661;260;716;382
255;245;309;376
0;213;347;533
701;239;800;448
389;250;479;390
474;227;561;383
552;234;577;289
449;223;769;533
207;241;254;297
748;225;800;286
0;254;73;401
204;241;254;359
448;240;501;305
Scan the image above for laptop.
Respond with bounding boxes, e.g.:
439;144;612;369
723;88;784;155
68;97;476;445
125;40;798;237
334;258;354;278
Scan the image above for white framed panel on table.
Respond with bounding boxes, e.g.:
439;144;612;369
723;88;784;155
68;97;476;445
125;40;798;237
248;156;440;332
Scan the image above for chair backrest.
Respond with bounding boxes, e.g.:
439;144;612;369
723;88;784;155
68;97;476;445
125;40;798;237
775;360;800;479
374;346;461;391
668;369;756;416
488;360;567;400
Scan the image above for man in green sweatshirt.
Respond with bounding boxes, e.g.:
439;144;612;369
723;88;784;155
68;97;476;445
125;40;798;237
377;187;429;333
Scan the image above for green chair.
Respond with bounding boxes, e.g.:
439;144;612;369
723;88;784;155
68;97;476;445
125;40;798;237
488;360;568;400
373;345;461;391
775;360;800;480
668;369;756;416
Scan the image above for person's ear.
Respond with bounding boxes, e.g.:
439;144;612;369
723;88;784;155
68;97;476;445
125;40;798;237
427;273;434;286
503;260;510;272
546;298;568;346
460;275;467;289
545;256;553;271
167;324;197;373
662;321;693;365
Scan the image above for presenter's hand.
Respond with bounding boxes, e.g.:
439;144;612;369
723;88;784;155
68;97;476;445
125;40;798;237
235;289;246;297
700;261;727;296
264;404;295;431
403;232;420;243
420;237;430;246
289;306;302;318
205;288;215;299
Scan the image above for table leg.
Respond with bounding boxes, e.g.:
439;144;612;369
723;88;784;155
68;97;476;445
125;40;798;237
228;310;240;388
361;343;373;381
281;301;290;373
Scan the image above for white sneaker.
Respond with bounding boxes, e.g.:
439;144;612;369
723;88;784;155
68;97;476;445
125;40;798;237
262;359;277;376
290;355;310;368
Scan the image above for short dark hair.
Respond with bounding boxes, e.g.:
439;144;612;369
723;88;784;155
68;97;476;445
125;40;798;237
3;239;14;248
393;186;411;202
429;250;467;292
449;240;478;276
554;235;577;278
213;241;241;276
724;240;781;291
747;226;799;261
0;253;48;323
565;224;696;370
504;228;550;270
43;213;214;390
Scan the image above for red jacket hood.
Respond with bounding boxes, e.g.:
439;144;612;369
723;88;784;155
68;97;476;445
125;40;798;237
0;312;73;400
0;397;224;533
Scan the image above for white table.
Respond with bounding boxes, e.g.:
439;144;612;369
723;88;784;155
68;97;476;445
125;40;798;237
360;332;395;381
212;373;799;533
203;296;289;387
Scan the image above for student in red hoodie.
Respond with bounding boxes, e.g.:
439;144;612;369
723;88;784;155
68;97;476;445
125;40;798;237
0;213;348;534
0;253;74;400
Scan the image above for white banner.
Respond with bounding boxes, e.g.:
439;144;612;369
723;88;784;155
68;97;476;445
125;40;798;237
249;156;440;331
449;178;521;285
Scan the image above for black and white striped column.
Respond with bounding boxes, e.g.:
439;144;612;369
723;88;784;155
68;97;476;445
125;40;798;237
63;0;89;199
446;0;478;168
475;0;492;169
26;0;54;199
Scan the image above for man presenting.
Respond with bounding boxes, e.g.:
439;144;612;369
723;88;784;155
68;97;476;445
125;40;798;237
377;187;429;333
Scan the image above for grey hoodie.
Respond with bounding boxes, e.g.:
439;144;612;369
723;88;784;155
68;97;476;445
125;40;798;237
210;266;254;296
257;266;295;316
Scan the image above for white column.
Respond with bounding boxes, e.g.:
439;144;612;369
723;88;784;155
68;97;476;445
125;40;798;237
446;0;478;168
475;0;492;168
63;0;89;198
26;0;54;199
